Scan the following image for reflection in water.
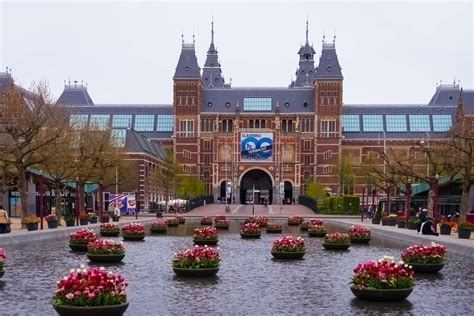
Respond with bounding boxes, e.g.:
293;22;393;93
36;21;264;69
0;220;472;315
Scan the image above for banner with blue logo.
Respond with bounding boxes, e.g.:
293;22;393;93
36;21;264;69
240;132;273;162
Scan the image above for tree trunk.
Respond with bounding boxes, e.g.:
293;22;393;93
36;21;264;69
427;188;434;218
54;188;63;225
18;169;29;217
459;183;471;222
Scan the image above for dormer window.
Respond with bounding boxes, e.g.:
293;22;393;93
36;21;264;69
185;66;189;72
303;102;308;108
208;102;213;107
215;78;219;82
204;78;209;82
327;66;331;72
210;63;214;67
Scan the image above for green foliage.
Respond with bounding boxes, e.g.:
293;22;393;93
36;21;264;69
321;195;360;215
176;175;206;200
335;154;355;195
305;179;327;202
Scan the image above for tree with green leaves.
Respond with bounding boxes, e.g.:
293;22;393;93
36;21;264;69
305;178;327;207
176;175;206;201
335;153;355;195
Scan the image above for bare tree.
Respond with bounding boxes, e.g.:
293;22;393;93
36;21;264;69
0;81;67;216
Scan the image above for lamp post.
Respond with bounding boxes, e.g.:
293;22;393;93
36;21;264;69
405;179;412;218
135;190;139;220
361;186;365;222
39;173;44;230
99;181;104;222
433;174;439;232
75;177;80;226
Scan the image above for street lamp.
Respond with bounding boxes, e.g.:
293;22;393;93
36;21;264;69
433;174;439;231
75;176;80;226
39;172;44;230
405;178;412;218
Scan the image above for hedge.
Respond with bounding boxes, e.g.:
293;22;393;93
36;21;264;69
321;195;360;215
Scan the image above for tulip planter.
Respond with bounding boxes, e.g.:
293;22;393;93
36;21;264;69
122;234;145;241
308;231;326;237
172;267;219;277
53;302;129;316
439;225;452;235
200;220;213;226
150;227;167;234
87;253;125;263
214;223;230;229
350;237;371;244
322;243;351;250
193;239;218;246
79;219;89;226
271;251;305;259
26;223;39;231
65;220;75;227
47;221;58;229
240;233;261;239
69;243;88;251
89;217;98;224
100;231;120;237
457;228;471;239
266;228;283;234
382;219;396;226
371;218;381;225
350;286;413;301
397;221;406;229
409;262;445;274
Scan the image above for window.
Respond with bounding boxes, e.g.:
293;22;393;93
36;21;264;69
249;119;254;128
301;119;314;132
202;154;212;164
243;97;272;111
112;115;132;128
362;115;383;132
321;120;336;138
255;119;260;128
183;165;192;173
203;171;210;180
156;115;174;131
304;140;311;151
203;140;211;151
261;119;266;128
342;115;360;132
69;114;88;129
221;119;233;133
201;118;213;132
409;115;430;132
385;115;407;132
134;115;154;131
304;155;312;165
89;115;110;130
323;150;332;159
111;129;126;147
179;120;194;138
322;165;332;174
183;149;192;159
432;115;452;132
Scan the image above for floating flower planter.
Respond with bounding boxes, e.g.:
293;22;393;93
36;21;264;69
214;215;230;229
350;256;414;301
201;216;213;225
122;223;145;241
323;232;351;250
99;223;120;237
288;216;304;226
244;216;268;227
53;265;129;315
87;239;125;263
271;236;305;259
69;228;97;252
266;223;283;233
176;216;186;224
240;223;261;239
307;224;326;237
0;248;5;278
150;220;168;234
401;242;446;273
193;226;219;245
166;217;179;227
172;246;220;277
348;225;371;244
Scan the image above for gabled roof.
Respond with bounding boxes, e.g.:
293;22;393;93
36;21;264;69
57;82;94;106
315;39;343;80
125;129;166;159
173;41;201;80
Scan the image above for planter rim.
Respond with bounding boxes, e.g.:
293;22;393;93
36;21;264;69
53;302;129;316
350;285;414;292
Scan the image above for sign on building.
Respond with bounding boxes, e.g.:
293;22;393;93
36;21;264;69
240;132;273;162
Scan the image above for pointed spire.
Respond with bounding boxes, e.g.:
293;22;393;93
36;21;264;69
306;19;309;45
211;18;214;45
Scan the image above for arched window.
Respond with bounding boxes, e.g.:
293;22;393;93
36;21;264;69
228;119;233;132
261;119;266;128
249;119;254;128
255;119;260;129
222;119;227;132
288;119;293;132
282;120;287;133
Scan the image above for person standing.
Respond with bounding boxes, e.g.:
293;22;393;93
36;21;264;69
0;206;10;234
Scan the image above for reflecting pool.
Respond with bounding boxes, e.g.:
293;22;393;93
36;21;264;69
0;221;473;315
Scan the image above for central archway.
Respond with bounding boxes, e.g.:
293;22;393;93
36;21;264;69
240;169;273;204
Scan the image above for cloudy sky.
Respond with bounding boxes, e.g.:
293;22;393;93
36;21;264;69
1;0;472;104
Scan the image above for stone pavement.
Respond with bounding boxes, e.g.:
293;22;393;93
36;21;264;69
182;203;316;217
